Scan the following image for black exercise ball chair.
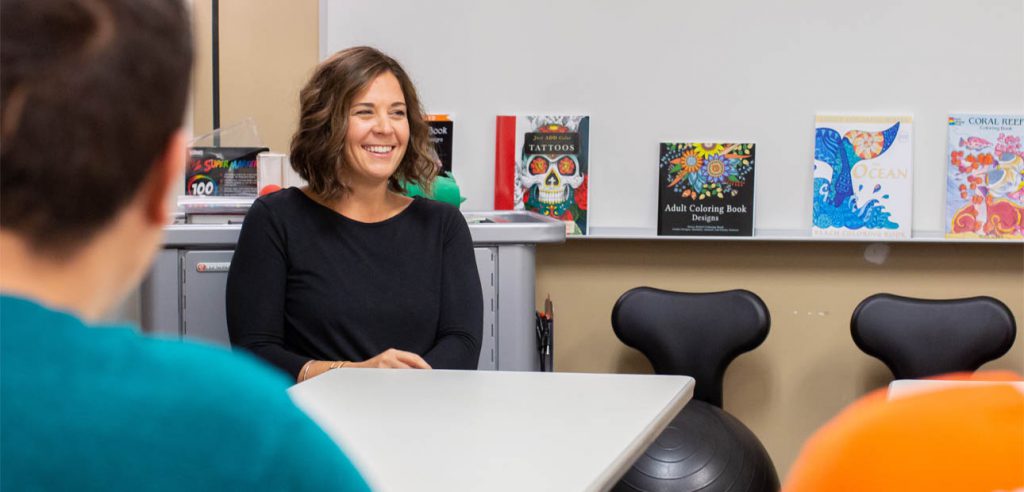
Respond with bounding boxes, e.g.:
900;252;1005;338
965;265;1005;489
611;287;779;492
851;293;1016;379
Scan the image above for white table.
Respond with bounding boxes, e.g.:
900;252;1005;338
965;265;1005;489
288;369;694;492
888;379;1024;400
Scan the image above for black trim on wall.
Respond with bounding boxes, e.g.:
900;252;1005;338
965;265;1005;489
211;0;220;132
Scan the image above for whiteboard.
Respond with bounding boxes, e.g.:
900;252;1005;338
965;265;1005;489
322;0;1024;234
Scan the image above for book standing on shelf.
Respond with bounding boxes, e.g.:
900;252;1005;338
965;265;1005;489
812;115;913;240
658;142;756;236
426;114;454;173
495;115;590;236
945;114;1024;240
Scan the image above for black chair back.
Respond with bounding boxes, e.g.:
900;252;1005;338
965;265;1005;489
612;287;770;407
851;293;1016;380
611;287;778;491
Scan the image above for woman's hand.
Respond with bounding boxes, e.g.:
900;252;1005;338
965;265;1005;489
351;348;432;369
297;349;431;382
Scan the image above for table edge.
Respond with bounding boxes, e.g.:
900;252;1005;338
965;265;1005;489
587;376;696;491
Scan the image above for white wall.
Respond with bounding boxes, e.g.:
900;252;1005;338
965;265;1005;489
322;0;1024;232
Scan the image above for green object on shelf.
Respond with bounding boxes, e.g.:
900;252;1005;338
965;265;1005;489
403;172;466;208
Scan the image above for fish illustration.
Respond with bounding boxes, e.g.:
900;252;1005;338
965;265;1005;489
985;160;1023;198
959;136;993;151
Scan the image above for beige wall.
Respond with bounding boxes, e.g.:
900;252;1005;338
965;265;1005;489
194;0;1024;478
192;0;317;151
536;240;1023;474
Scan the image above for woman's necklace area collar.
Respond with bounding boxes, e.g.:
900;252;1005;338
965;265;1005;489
298;188;416;225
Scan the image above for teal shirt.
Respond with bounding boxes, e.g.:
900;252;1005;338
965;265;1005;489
0;295;370;491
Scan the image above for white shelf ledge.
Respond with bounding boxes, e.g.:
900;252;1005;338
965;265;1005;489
573;227;1024;245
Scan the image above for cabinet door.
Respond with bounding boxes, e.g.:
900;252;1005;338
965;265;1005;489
475;247;498;370
139;249;181;336
181;250;233;346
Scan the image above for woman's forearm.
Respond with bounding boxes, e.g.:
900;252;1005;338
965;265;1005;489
296;360;349;383
297;349;433;382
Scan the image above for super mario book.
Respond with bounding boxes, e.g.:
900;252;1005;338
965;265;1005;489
812;115;913;240
495;115;590;235
945;114;1024;240
658;142;756;236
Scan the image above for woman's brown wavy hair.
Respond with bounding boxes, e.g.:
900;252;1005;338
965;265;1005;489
290;46;437;199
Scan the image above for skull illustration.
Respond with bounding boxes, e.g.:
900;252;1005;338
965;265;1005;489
520;153;583;205
517;116;586;207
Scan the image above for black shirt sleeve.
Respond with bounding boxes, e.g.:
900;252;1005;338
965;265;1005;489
422;210;483;369
226;200;310;379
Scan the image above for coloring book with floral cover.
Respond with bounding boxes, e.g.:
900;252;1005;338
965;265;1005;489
658;142;755;236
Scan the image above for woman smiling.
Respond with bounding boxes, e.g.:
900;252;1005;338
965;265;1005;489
226;46;483;382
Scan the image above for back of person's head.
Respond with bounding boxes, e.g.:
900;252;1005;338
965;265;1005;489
290;46;437;199
1;0;193;259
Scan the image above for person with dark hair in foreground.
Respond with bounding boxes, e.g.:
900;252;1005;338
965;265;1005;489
226;46;483;382
0;0;368;489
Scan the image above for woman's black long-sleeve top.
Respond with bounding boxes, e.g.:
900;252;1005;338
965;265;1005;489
226;188;483;379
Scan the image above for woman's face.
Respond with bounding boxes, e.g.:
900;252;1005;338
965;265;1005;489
343;71;409;188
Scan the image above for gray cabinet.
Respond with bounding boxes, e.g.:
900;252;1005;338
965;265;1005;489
140;211;563;371
475;247;497;370
181;251;233;345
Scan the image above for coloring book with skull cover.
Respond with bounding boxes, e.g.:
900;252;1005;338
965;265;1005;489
945;113;1024;240
812;115;913;240
495;115;589;235
658;142;756;236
